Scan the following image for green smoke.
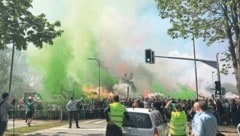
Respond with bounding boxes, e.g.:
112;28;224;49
151;82;195;99
43;38;72;95
27;1;116;100
27;0;196;101
28;31;115;100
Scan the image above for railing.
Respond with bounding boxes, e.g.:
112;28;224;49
8;109;105;120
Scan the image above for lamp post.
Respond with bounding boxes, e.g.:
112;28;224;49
192;36;199;100
87;58;100;100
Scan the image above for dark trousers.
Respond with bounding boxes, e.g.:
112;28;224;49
0;121;7;136
106;123;122;136
69;111;79;128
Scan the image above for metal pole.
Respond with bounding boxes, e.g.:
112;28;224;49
9;45;15;136
9;45;15;93
98;60;100;101
193;36;199;100
216;53;222;99
212;71;215;88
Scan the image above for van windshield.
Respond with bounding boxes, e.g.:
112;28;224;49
123;112;152;128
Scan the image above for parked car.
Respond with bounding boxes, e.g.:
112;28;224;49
122;108;168;136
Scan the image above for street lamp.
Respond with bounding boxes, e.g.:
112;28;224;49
87;58;100;100
192;36;199;99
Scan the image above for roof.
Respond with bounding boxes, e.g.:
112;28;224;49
125;108;158;114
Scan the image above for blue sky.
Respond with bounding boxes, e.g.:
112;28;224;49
29;0;236;95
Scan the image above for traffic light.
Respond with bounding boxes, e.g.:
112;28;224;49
151;51;155;64
215;81;221;95
145;49;155;64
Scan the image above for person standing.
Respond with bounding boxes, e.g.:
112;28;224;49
190;101;201;136
24;97;35;126
165;100;187;136
66;96;82;128
104;94;126;136
0;92;15;136
191;100;218;136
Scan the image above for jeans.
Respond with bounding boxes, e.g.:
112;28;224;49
0;121;7;136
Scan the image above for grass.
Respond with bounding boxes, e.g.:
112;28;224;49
5;121;67;136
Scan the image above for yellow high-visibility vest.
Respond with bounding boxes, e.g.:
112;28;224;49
169;111;187;135
109;102;125;128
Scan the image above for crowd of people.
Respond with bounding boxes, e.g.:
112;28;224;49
119;96;240;127
0;91;240;136
77;94;240;135
118;96;240;135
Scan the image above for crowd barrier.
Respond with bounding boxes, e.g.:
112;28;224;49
8;109;105;120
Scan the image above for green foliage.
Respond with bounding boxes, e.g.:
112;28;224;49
154;0;233;45
0;50;9;93
0;49;31;95
155;0;240;94
0;0;63;50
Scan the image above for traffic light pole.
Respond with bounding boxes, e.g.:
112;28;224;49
153;54;222;99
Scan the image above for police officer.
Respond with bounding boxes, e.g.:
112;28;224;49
165;100;187;136
104;94;125;136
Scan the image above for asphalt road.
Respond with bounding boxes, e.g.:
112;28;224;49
7;119;239;136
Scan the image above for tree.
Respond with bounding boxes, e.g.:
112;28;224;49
0;50;10;93
0;0;63;50
155;0;240;95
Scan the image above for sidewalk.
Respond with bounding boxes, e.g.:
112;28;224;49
7;119;61;129
6;119;105;136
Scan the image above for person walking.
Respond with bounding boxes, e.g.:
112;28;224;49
24;97;35;126
165;100;187;136
104;94;126;136
0;92;15;136
66;96;82;128
191;100;218;136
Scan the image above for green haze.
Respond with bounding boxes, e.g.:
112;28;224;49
151;82;195;99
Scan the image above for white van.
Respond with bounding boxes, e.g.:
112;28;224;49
122;108;168;136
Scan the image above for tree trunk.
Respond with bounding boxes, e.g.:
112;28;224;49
236;65;240;96
235;37;240;97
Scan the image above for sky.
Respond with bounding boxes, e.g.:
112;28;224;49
27;0;236;97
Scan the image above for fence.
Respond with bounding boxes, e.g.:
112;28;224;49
9;109;105;120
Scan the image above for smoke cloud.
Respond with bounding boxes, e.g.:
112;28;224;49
26;0;202;99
